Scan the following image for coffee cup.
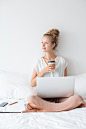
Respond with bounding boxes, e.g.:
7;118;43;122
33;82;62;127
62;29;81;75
48;61;56;77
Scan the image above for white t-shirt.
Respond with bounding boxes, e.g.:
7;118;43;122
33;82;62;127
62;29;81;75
33;55;68;77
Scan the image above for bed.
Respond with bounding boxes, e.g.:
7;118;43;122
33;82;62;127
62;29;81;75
0;70;86;129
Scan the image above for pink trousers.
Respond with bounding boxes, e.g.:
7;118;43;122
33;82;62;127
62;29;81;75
26;94;86;112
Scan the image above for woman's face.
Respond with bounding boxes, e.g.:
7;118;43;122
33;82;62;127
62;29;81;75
41;36;55;52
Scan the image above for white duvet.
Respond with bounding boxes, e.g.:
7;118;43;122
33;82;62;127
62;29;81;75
0;71;86;128
0;99;86;129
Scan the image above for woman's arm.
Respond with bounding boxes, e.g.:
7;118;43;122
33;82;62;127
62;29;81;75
31;68;44;87
64;67;67;76
31;64;60;86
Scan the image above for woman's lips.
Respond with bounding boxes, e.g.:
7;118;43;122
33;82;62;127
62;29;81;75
42;48;46;49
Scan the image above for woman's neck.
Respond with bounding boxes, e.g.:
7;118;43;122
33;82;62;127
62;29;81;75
44;52;57;60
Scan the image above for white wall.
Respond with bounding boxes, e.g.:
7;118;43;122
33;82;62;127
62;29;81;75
0;0;86;77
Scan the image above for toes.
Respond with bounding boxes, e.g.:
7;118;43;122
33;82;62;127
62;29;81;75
21;109;30;113
27;103;33;109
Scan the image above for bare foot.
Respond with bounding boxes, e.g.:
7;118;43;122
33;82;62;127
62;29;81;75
21;109;49;113
21;109;37;113
27;103;33;110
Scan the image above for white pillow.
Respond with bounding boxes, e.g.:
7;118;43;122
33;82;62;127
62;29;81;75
1;70;86;100
74;73;86;99
0;70;36;99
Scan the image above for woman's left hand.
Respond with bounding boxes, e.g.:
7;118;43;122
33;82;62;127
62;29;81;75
35;89;37;95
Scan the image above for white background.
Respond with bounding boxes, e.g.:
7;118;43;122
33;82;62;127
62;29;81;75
0;0;86;77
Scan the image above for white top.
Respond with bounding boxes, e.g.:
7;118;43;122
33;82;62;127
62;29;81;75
33;55;68;77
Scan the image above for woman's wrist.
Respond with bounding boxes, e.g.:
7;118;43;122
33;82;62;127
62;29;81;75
41;69;45;75
37;69;44;77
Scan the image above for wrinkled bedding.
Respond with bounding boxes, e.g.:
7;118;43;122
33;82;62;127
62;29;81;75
0;99;86;129
0;107;86;129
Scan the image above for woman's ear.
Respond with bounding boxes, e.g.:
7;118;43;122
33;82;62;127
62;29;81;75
52;43;56;49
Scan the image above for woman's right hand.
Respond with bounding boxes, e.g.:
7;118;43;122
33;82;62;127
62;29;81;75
42;64;55;74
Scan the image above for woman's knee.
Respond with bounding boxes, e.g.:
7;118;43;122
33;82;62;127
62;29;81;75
27;95;37;103
74;95;83;100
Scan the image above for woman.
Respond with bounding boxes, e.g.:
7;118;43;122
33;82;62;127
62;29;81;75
21;29;86;113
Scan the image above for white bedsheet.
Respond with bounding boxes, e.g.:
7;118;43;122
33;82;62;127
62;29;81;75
0;99;86;129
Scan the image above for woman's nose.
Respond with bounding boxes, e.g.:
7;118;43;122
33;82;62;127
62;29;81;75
42;43;45;47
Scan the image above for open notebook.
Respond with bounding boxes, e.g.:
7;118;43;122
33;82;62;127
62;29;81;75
0;99;26;113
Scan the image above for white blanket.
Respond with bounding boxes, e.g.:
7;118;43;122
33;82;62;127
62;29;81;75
0;99;86;129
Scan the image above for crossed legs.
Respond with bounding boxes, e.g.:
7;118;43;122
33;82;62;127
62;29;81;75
21;96;70;113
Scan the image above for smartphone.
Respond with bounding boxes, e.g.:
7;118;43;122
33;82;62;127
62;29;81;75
0;102;8;107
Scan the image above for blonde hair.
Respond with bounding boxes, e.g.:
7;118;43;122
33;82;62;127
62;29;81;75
43;28;60;50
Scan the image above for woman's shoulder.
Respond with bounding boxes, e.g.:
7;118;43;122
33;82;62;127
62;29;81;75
56;55;67;63
35;56;67;63
59;56;66;60
56;55;64;60
34;57;43;64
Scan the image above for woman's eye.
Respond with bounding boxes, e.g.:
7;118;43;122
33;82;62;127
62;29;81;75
41;42;48;44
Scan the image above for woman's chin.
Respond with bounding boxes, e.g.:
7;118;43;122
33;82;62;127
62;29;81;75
42;49;46;52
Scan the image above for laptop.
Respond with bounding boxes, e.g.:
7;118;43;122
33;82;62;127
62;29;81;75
36;76;75;98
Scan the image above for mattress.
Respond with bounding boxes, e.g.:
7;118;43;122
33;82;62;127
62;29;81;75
0;99;86;129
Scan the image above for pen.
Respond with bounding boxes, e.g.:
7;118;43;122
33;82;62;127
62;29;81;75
10;101;18;105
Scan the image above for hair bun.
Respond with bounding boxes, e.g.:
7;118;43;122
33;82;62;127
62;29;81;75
43;28;60;50
46;29;60;38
